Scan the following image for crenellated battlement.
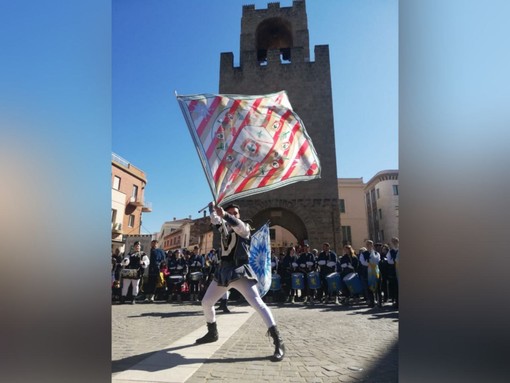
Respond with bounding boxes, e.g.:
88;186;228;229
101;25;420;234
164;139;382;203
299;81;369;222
218;0;341;248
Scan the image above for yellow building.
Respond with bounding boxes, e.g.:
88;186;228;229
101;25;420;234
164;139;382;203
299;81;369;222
364;170;399;244
338;178;369;250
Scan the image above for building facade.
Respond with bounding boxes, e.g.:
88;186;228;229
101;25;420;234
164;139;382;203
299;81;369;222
111;153;152;254
364;170;399;243
338;178;369;250
218;0;342;250
159;217;214;255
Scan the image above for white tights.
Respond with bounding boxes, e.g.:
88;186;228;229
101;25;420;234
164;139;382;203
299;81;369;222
201;278;276;328
121;278;140;297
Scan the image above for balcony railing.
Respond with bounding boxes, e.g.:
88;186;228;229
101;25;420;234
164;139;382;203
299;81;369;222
112;152;130;168
112;222;123;233
142;202;152;212
128;196;144;207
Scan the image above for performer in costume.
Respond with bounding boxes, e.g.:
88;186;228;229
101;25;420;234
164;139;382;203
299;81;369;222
338;245;359;306
359;240;382;308
297;244;317;304
317;242;338;303
120;241;149;304
167;249;188;303
281;246;298;303
145;240;166;303
379;244;390;304
387;237;399;308
188;246;204;302
265;251;280;303
196;202;285;362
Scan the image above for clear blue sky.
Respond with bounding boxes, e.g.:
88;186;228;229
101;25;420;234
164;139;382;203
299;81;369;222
112;0;398;234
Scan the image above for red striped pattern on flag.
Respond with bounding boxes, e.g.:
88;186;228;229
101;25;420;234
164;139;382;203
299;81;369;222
177;91;321;205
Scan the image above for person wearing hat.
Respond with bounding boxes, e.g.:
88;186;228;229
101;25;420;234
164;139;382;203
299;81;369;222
195;202;285;362
120;241;149;304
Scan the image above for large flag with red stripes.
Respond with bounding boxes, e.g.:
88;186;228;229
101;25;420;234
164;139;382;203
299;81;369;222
176;91;321;205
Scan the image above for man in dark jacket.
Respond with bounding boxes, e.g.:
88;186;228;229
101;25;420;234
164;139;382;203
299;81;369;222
145;240;166;303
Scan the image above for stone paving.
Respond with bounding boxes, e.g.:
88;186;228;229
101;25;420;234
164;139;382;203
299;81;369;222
112;299;398;382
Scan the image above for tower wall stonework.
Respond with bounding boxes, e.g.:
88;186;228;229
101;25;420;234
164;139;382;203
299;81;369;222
218;0;341;250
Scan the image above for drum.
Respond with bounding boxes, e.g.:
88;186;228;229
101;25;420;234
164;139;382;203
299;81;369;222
291;273;304;289
343;272;363;295
169;275;184;284
270;274;281;291
307;271;320;290
190;272;203;281
326;272;342;293
121;269;139;279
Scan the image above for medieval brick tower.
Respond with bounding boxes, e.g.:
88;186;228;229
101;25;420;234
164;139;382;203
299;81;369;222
219;0;341;250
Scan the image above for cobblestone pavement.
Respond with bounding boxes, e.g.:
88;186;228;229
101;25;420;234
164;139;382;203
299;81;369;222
112;299;398;382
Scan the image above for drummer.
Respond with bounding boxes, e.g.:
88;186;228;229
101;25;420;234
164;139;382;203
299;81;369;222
317;242;338;303
296;244;317;304
338;245;359;306
359;240;382;308
281;246;299;304
264;251;280;303
187;246;204;302
167;249;188;303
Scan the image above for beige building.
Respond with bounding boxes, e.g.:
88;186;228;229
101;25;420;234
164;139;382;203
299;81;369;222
364;170;399;243
111;153;152;254
159;217;214;255
338;178;369;250
159;218;192;251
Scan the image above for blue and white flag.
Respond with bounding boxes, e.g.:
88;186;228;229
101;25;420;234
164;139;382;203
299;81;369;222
249;222;271;297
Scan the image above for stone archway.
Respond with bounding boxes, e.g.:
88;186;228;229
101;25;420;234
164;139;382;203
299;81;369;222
251;207;307;245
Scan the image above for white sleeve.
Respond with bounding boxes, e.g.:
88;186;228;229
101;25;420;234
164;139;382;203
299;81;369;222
141;255;150;268
122;256;130;266
226;215;250;239
210;210;222;225
359;255;369;267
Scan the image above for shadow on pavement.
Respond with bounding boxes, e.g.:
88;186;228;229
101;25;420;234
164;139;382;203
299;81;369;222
355;340;398;383
112;343;270;373
127;310;252;319
346;306;399;322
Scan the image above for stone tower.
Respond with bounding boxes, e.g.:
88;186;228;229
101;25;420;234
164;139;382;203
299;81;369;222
218;0;341;250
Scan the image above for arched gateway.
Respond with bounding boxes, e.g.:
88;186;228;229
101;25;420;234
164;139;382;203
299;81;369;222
216;0;342;251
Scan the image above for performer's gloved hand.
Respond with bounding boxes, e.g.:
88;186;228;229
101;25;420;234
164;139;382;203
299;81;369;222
209;202;222;225
214;205;225;217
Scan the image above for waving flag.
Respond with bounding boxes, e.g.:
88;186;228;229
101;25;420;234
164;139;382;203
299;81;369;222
249;222;271;297
176;91;321;205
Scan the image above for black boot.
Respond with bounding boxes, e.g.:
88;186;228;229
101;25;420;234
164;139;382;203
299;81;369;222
218;299;231;313
196;322;219;344
267;325;285;362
